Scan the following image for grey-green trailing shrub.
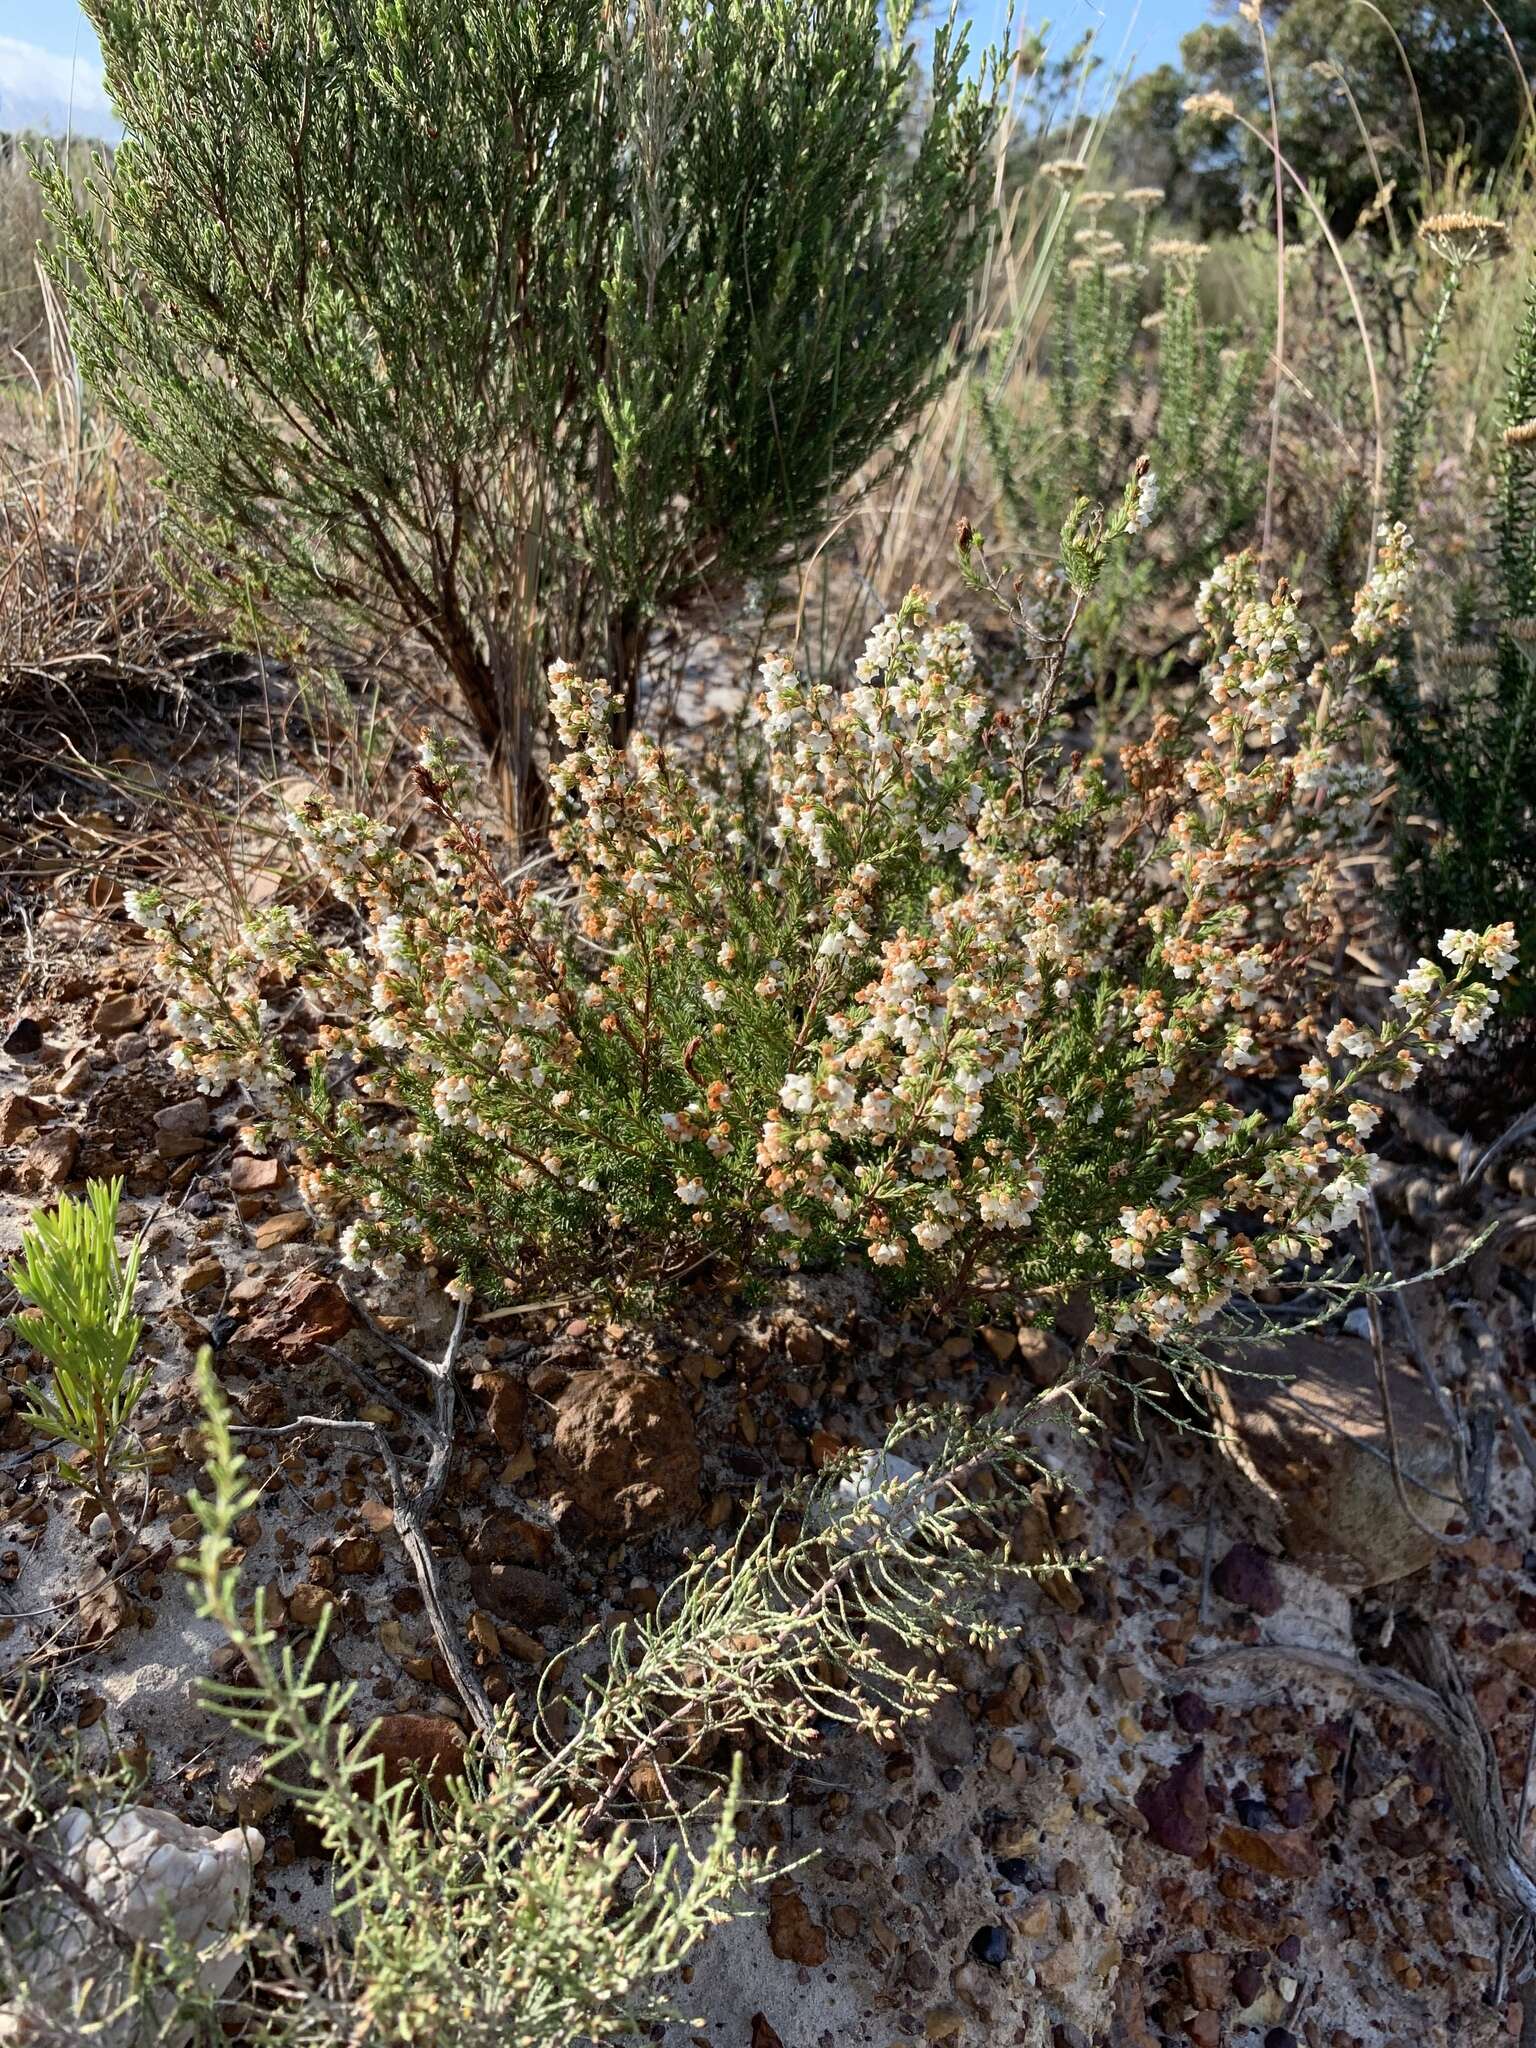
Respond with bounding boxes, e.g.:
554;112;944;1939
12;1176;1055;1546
0;1354;1085;2046
40;0;1001;830
976;195;1262;690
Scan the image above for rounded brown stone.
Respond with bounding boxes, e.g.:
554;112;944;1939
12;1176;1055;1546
550;1366;701;1538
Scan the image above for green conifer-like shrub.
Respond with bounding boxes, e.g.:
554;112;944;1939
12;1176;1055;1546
40;0;1000;830
975;191;1262;692
1380;218;1536;1014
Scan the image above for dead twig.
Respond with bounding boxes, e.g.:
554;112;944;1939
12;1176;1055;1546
1366;1190;1465;1454
234;1298;496;1742
1375;1095;1536;1209
1197;1496;1217;1629
1455;1305;1502;1524
1359;1198;1473;1543
0;1816;143;1959
1463;1104;1536;1194
1378;1094;1480;1178
1459;1304;1536;1493
1193;1619;1536;1932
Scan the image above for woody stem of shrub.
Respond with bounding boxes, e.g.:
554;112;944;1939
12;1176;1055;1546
0;1818;143;1959
1195;1623;1536;1931
231;1298;500;1743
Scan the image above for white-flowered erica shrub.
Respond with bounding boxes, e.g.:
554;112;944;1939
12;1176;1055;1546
130;519;1513;1339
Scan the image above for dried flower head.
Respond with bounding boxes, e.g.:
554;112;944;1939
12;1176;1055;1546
1078;189;1117;214
1506;418;1536;449
1042;159;1088;186
1418;212;1509;264
1125;186;1165;209
1507;617;1536;645
1152;237;1207;266
1443;641;1498;671
1183;92;1237;121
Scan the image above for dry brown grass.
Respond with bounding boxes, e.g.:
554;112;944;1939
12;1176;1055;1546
2;138;213;751
0;134;98;369
0;269;212;748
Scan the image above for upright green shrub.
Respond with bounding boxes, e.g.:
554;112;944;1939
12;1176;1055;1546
1384;227;1536;1009
40;0;1000;830
976;196;1262;689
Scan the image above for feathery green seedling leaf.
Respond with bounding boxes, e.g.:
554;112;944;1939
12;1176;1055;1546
8;1177;148;1537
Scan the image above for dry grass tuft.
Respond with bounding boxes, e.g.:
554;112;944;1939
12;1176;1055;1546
1;270;213;745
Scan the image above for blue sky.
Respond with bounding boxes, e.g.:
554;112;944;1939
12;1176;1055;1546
966;1;1209;77
2;0;1211;138
2;0;118;136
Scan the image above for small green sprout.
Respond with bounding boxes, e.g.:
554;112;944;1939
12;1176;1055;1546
8;1176;149;1540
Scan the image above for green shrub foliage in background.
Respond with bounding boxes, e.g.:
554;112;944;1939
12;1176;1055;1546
1382;223;1536;1008
977;195;1261;690
40;0;1000;830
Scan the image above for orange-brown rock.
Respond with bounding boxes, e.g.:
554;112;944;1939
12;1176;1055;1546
237;1271;354;1369
767;1879;828;1966
362;1713;467;1806
550;1366;700;1538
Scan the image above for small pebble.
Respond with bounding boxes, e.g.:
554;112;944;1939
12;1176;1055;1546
968;1924;1010;1968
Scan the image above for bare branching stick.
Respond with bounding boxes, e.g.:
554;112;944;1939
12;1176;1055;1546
1378;1093;1481;1179
1365;1188;1465;1455
1464;1104;1536;1194
233;1297;496;1740
1460;1303;1536;1493
1194;1622;1536;1926
0;1817;143;1959
1359;1198;1472;1543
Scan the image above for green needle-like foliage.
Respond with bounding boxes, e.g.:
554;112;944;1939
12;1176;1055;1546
534;1397;1078;1821
976;211;1261;691
40;0;1002;831
1387;246;1536;1012
8;1177;148;1534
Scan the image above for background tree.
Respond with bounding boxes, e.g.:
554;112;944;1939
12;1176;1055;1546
1102;1;1536;239
41;0;1001;832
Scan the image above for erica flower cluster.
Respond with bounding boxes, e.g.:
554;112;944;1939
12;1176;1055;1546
131;525;1511;1343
